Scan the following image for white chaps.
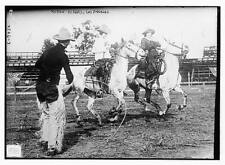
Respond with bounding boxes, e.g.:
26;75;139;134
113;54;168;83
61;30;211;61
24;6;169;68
37;86;66;152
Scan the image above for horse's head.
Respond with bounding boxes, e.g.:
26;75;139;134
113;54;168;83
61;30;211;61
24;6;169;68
119;39;145;60
163;40;189;58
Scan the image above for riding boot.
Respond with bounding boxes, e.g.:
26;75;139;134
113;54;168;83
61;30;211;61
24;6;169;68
145;64;155;88
95;76;103;98
146;79;153;88
146;73;158;89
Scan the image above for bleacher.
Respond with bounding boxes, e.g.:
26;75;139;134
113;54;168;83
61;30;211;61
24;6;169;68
6;46;218;83
6;51;95;67
179;46;217;82
6;51;95;83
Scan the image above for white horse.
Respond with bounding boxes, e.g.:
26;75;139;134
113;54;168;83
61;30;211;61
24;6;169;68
71;39;145;125
127;41;189;116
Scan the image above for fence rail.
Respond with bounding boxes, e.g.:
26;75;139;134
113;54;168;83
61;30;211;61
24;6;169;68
6;51;96;67
6;81;217;96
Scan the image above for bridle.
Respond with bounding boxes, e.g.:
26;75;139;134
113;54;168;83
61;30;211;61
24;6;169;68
163;39;189;57
156;45;188;57
133;47;143;59
116;43;144;59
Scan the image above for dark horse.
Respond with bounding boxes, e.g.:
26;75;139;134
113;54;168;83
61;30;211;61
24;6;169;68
127;42;189;115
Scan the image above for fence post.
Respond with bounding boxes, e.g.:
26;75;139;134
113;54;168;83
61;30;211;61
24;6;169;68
191;68;194;86
188;72;190;87
14;84;17;101
202;82;205;96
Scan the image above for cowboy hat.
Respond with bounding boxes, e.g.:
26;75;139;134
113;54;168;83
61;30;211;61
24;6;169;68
142;28;155;36
97;24;111;34
82;20;92;25
53;27;74;41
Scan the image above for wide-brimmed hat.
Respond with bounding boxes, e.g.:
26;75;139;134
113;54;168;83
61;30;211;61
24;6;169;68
142;28;155;36
97;24;111;34
82;20;92;25
53;27;74;41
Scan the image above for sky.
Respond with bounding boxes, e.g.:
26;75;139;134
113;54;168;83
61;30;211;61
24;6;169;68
6;7;217;58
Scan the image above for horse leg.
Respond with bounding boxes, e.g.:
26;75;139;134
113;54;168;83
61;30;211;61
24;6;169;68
109;90;126;122
142;86;162;113
144;88;152;111
128;80;141;103
174;86;187;110
71;93;81;123
87;96;102;126
159;90;171;115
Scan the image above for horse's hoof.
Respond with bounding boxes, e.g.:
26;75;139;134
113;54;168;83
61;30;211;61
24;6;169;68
159;111;165;116
144;105;151;112
177;105;185;110
134;97;139;103
97;120;103;127
77;121;83;127
77;116;81;122
109;115;118;122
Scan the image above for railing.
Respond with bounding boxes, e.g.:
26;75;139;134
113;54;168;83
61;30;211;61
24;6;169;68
180;58;217;64
7;52;41;60
7;51;95;59
6;81;217;97
6;51;95;67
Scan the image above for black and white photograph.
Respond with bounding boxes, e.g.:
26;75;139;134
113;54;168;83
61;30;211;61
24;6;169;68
4;5;219;159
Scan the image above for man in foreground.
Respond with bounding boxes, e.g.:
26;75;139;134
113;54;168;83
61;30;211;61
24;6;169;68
35;27;74;156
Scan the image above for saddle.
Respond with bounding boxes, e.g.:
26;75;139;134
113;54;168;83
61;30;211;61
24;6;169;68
135;51;164;82
84;58;114;94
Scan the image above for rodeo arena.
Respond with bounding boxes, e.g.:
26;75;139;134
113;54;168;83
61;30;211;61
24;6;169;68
5;20;218;159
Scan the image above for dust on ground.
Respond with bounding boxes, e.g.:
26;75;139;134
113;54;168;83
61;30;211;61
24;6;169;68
5;85;217;159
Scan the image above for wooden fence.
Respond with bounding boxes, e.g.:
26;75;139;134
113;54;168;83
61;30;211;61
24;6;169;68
6;51;95;67
6;81;217;100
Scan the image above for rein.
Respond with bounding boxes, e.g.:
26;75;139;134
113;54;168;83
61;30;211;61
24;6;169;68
164;38;184;50
85;78;109;87
115;44;142;60
106;106;127;144
162;39;188;57
156;47;186;57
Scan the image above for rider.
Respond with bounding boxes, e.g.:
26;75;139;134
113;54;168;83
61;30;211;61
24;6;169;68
92;24;111;60
138;28;162;86
92;25;112;95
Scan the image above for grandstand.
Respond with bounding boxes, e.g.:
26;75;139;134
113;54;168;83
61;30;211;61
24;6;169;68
6;51;95;83
6;46;217;84
179;46;217;82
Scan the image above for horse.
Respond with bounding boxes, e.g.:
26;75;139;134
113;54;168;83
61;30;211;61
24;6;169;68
126;40;189;116
70;39;145;125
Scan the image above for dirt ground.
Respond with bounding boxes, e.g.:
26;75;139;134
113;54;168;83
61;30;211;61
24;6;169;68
5;85;217;159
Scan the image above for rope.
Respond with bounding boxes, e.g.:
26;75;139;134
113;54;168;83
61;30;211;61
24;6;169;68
22;83;36;92
106;104;127;144
156;47;185;57
85;77;128;144
113;43;141;60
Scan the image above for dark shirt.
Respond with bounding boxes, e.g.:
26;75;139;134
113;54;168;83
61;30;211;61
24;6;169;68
141;37;161;53
141;37;161;63
35;43;74;85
